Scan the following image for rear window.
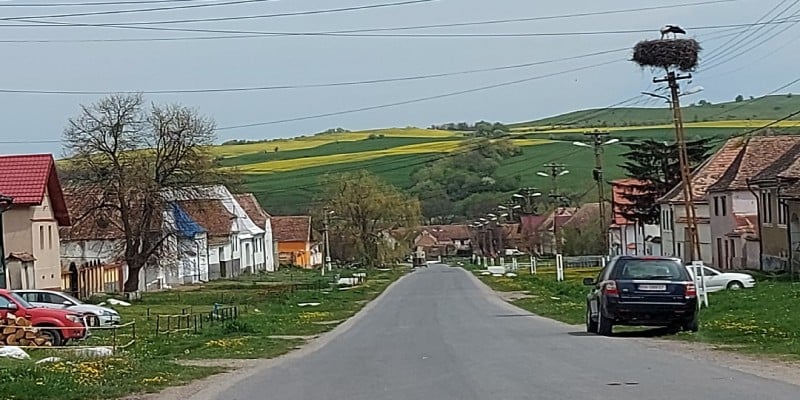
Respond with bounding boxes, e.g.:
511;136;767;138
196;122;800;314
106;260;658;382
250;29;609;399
612;259;689;280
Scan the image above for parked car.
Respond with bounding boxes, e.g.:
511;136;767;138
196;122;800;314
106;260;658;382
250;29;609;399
15;289;121;327
584;256;699;336
685;264;756;292
0;289;88;346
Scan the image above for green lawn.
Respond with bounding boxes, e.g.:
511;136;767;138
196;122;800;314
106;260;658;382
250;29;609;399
0;267;406;400
471;265;800;359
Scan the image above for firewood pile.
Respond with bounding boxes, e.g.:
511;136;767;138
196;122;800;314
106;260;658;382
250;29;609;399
1;315;52;347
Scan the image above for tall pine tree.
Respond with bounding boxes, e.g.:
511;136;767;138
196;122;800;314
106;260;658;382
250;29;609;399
618;138;713;225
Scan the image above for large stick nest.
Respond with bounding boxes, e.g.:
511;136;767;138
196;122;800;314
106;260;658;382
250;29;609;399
632;39;701;72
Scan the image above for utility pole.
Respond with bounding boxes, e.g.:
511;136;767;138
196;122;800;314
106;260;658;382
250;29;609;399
0;195;11;290
321;207;333;276
654;71;701;261
580;130;616;254
538;163;570;254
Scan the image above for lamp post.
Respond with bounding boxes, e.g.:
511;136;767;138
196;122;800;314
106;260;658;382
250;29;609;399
512;188;543;215
573;131;619;254
0;194;14;290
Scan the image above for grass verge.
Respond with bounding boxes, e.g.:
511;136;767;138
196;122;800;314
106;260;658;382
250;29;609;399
467;264;800;359
0;267;406;400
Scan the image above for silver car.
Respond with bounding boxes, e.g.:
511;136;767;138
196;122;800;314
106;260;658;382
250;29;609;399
15;290;121;327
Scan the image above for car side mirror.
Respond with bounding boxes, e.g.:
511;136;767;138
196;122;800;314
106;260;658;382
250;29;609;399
583;278;595;286
63;301;72;307
5;303;18;311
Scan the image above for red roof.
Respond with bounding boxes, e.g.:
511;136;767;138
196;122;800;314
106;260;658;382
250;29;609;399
0;154;70;226
272;216;312;243
611;179;651;226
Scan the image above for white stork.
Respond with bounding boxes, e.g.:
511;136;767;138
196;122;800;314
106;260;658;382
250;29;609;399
660;25;686;39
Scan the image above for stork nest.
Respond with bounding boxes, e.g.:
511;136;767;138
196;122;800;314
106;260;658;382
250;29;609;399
632;38;701;72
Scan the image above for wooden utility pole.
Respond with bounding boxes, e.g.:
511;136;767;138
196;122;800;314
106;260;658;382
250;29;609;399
541;163;569;254
654;71;702;261
583;130;611;254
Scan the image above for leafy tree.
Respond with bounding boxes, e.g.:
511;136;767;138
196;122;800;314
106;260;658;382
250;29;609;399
61;94;230;292
618;138;713;225
735;94;744;102
318;170;421;267
561;214;606;256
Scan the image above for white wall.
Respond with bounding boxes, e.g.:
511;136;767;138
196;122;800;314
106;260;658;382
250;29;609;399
732;191;757;214
661;203;713;264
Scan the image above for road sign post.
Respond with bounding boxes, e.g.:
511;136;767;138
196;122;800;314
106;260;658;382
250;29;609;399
691;260;709;308
556;254;564;281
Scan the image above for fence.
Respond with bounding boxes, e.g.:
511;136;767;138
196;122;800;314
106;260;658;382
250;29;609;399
62;260;124;300
0;320;136;353
153;305;240;336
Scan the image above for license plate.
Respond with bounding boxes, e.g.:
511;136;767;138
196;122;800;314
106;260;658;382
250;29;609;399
638;284;666;291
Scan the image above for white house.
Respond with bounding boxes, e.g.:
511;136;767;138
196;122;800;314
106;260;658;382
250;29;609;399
657;139;742;264
234;193;277;272
608;179;661;256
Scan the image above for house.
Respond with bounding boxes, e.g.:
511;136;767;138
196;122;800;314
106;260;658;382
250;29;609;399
658;138;743;264
175;199;237;280
706;136;800;270
609;179;661;256
0;154;71;290
164;185;267;277
234;193;277;272
750;141;800;271
272;216;320;268
162;202;210;284
411;225;472;257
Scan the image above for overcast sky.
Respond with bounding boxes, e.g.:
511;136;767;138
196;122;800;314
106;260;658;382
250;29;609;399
0;0;794;155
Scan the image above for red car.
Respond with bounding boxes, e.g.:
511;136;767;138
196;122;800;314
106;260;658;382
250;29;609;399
0;288;87;346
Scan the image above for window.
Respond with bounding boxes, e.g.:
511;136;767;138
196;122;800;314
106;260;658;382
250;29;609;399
614;259;687;280
779;200;788;225
762;191;774;224
713;196;720;216
48;225;53;249
724;239;730;269
730;239;736;261
661;209;674;232
0;296;11;309
721;196;727;217
716;238;723;269
39;226;44;250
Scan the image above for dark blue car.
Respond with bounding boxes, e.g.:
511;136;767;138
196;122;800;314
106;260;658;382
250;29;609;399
584;256;699;336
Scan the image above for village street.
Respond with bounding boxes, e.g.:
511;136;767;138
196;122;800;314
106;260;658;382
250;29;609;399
174;265;800;400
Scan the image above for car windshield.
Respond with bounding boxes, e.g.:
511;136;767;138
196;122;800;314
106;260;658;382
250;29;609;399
616;259;688;280
8;292;35;309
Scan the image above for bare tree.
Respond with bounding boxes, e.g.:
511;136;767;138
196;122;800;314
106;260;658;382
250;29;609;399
62;94;229;292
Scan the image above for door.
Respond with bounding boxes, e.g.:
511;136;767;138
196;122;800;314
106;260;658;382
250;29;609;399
702;266;725;291
245;243;252;273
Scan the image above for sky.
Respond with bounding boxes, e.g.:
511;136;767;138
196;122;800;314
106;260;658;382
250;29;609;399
0;0;796;155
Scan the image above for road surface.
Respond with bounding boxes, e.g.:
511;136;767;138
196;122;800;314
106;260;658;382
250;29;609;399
217;265;799;399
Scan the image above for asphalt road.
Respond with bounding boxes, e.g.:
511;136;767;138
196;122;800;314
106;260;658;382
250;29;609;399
219;265;800;400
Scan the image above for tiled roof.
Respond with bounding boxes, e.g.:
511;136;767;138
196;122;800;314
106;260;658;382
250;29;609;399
60;193;124;241
503;223;522;240
563;202;609;229
177;199;235;238
708;136;800;192
611;179;651;225
659;137;746;204
272;216;311;242
750;142;800;184
539;207;579;232
414;233;438;247
233;193;270;228
519;214;547;234
419;224;471;241
0;154;70;226
781;180;800;199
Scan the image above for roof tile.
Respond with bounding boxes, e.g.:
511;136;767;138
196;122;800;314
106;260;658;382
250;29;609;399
709;136;800;192
659;137;746;203
177;200;236;238
272;216;311;242
233;193;270;228
0;153;70;225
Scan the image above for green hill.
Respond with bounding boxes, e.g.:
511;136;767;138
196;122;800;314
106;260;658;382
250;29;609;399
219;96;800;216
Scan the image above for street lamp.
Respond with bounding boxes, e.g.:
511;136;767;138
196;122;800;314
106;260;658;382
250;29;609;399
0;194;14;290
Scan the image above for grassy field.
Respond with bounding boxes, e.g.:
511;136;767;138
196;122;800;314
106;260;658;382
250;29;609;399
0;267;406;400
470;265;800;359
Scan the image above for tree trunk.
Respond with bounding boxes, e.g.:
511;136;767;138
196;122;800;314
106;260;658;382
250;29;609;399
123;262;144;293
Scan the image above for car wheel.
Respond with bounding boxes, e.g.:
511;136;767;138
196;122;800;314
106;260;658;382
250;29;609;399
84;314;100;327
586;306;598;333
39;328;63;347
727;280;744;290
597;311;613;336
682;315;699;332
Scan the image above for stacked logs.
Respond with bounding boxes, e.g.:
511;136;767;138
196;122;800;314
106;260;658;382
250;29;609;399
1;315;52;347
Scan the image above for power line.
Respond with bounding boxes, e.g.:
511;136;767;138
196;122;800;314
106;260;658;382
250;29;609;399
700;0;793;63
0;48;628;95
216;59;623;131
0;0;213;6
0;0;274;20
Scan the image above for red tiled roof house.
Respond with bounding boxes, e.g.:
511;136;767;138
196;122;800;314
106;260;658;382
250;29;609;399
706;136;800;270
272;216;320;268
0;154;71;290
234;193;277;272
657;138;744;265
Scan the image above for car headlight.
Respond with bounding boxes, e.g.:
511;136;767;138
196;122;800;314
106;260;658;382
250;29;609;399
102;310;118;316
66;314;83;323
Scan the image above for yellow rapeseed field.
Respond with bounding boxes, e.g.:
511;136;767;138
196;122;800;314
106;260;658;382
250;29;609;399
214;128;458;157
234;138;552;173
